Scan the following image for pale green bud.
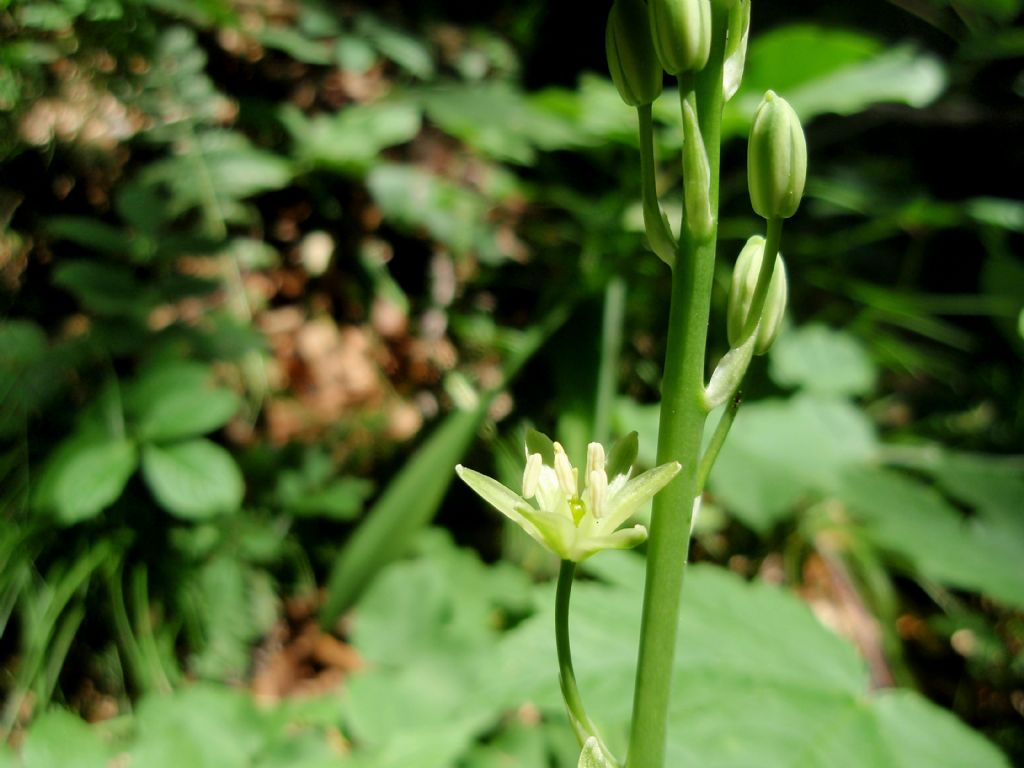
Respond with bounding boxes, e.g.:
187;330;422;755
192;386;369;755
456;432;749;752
606;0;663;107
648;0;712;76
747;91;807;220
727;235;788;355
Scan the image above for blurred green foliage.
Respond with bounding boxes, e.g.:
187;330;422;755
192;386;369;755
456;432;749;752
1;0;1022;764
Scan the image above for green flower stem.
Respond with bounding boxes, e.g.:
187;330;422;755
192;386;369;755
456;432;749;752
556;560;604;747
637;104;677;266
696;391;741;494
737;216;784;342
626;8;728;768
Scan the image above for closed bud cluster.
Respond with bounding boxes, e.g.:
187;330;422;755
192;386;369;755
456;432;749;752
648;0;712;76
606;0;663;107
747;91;807;220
727;235;788;355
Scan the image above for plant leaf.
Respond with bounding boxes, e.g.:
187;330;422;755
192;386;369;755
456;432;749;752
129;363;241;443
141;439;243;519
33;434;138;524
769;324;877;396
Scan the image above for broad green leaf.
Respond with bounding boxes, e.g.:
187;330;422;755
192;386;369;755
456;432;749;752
497;556;1009;768
21;709;111;768
769;324;878;396
342;530;535;766
129;685;264;768
33;434;137;523
722;26;946;137
837;466;1024;608
708;394;878;531
129;362;241;442
283;101;421;175
923;450;1024;527
141;439;243;518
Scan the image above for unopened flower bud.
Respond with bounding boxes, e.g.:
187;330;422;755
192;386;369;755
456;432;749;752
648;0;712;76
606;0;663;107
747;91;807;220
727;235;788;355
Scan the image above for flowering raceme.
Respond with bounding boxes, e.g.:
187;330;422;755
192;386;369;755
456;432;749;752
456;432;680;562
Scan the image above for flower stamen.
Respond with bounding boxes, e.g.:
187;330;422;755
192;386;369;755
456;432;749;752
553;442;578;498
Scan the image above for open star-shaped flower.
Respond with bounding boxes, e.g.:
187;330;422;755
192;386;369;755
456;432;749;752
456;431;680;562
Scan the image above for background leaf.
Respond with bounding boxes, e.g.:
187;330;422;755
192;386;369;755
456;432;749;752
128;362;241;443
141;439;243;519
497;556;1010;768
20;709;111;768
769;324;878;395
33;435;138;523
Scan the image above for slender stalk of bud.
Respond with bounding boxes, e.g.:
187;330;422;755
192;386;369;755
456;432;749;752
637;105;677;267
747;91;807;220
607;0;664;107
648;0;712;76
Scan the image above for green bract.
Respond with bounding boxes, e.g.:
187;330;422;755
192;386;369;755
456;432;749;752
727;234;788;355
456;434;680;563
747;91;807;219
682;98;713;239
722;0;750;102
648;0;712;76
606;0;663;107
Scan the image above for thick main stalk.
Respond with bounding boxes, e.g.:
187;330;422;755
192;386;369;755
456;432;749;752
625;10;727;767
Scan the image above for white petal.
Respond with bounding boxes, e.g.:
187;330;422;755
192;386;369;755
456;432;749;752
456;465;539;536
602;461;681;531
574;524;649;562
535;465;565;514
516;503;576;558
522;453;542;498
